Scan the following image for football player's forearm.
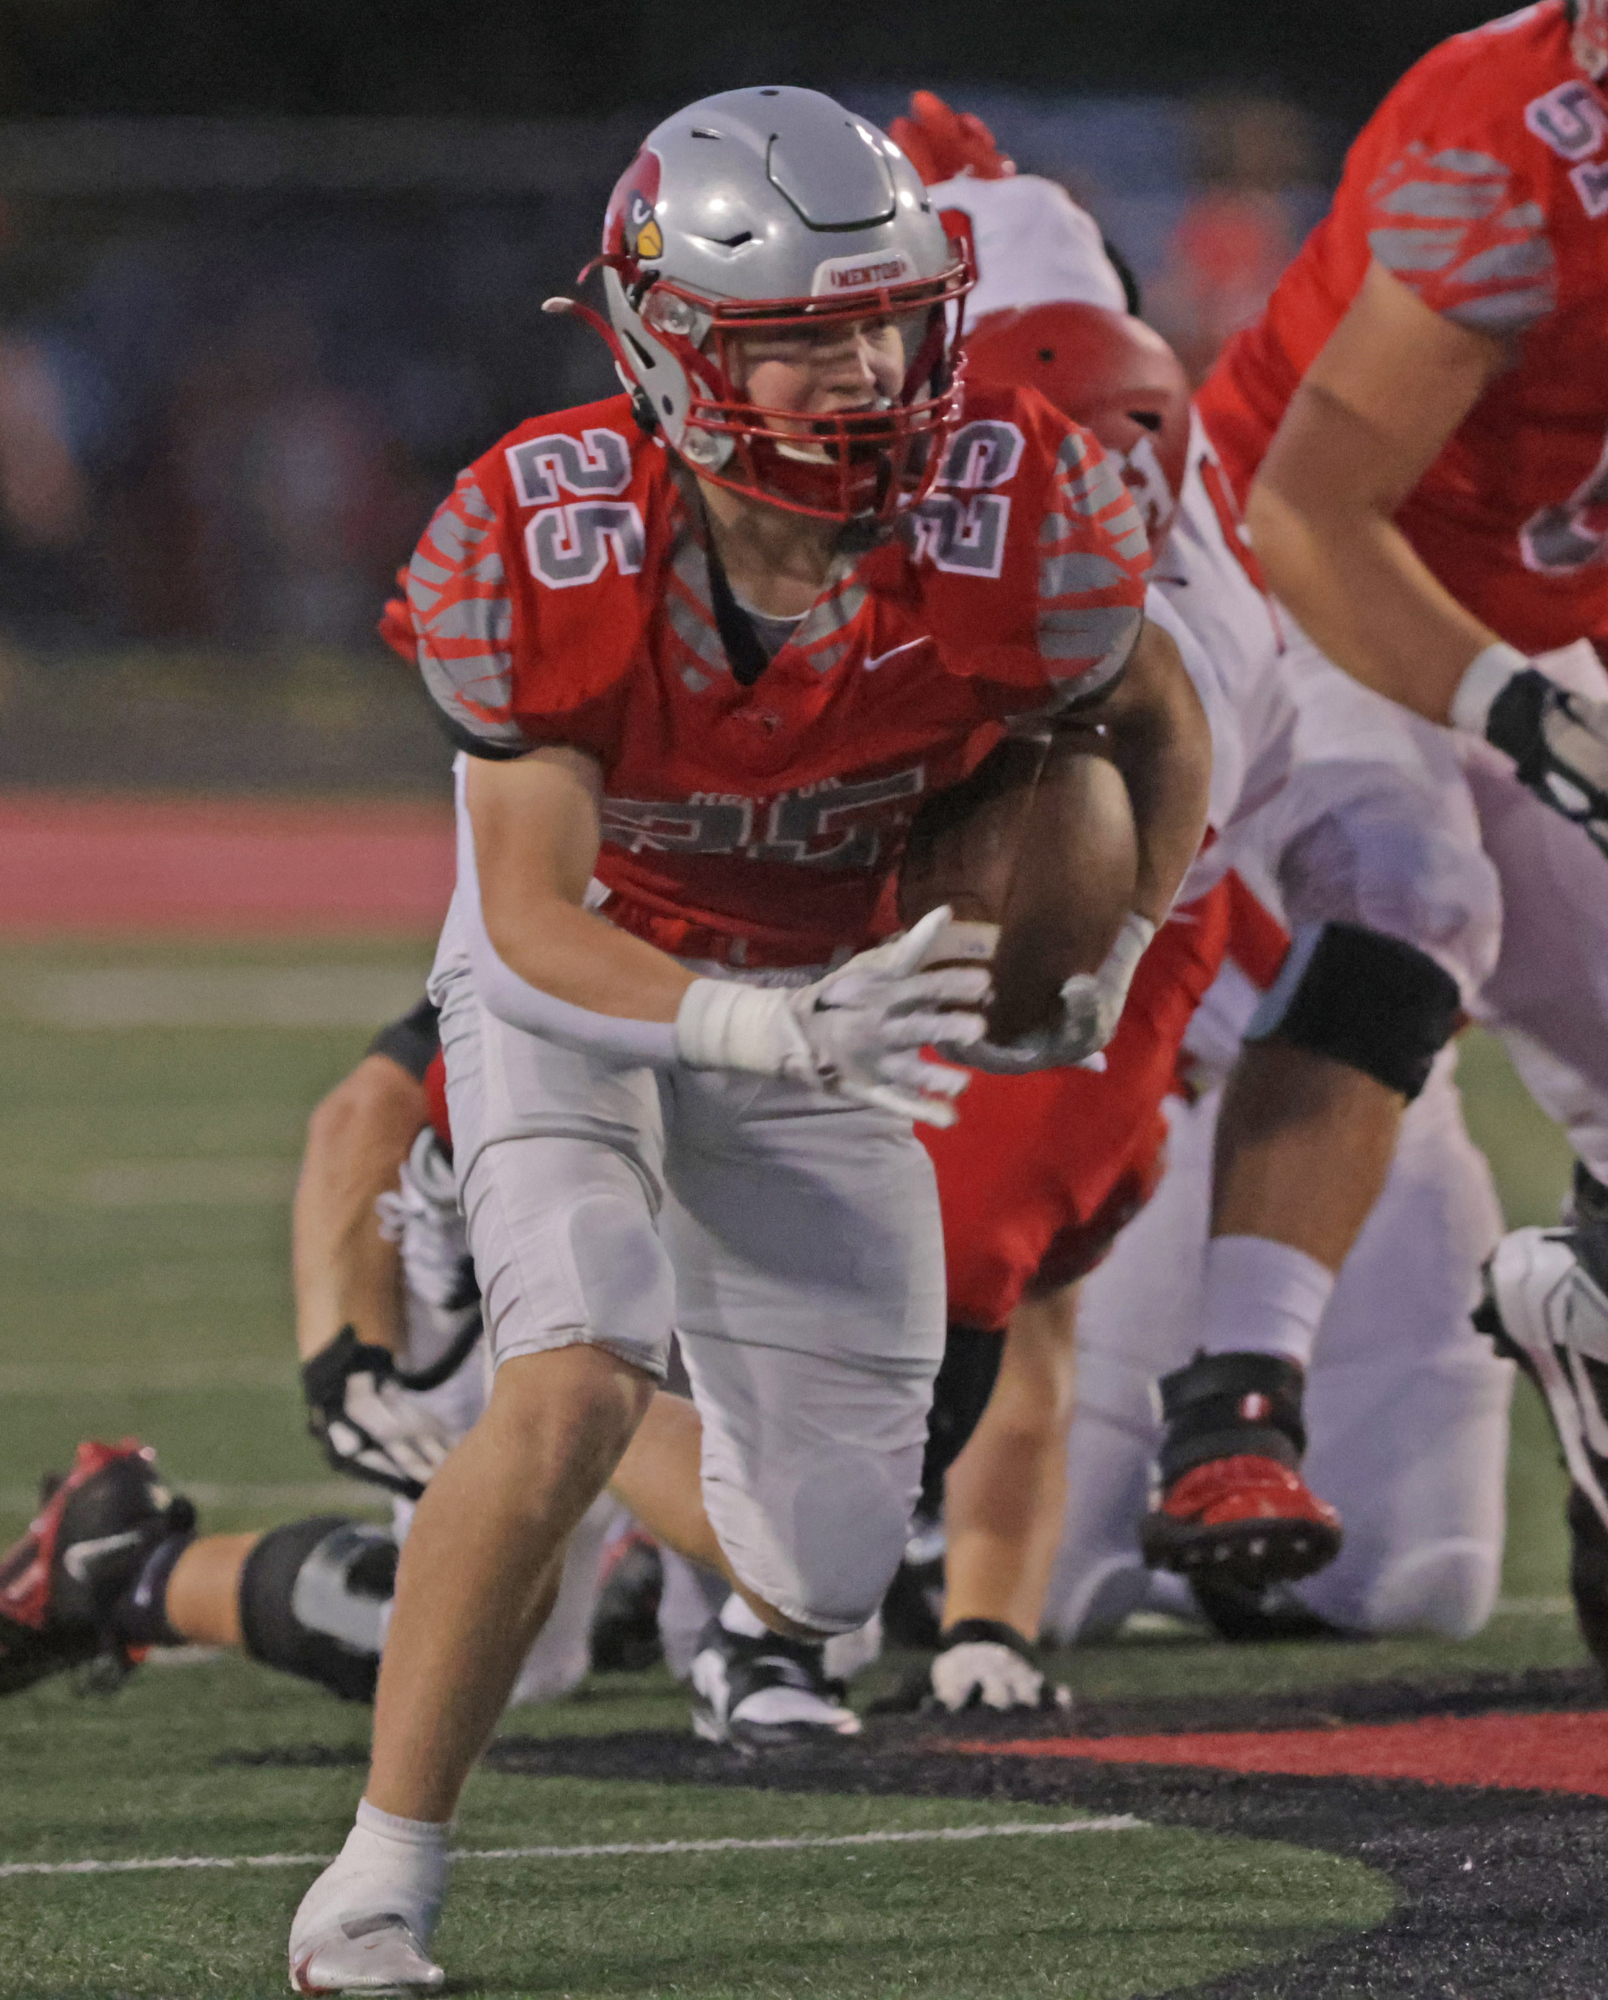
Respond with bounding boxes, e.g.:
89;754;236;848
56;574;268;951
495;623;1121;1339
292;1056;426;1361
1094;622;1212;924
1247;468;1495;725
482;892;695;1025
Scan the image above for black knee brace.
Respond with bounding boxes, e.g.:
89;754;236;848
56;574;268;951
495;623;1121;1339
1243;922;1460;1101
919;1325;1006;1518
237;1516;397;1703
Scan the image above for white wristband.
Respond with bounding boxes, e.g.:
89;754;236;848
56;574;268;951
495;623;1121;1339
673;978;809;1076
1449;641;1528;737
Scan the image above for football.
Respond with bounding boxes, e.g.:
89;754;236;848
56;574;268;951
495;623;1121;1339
898;732;1140;1044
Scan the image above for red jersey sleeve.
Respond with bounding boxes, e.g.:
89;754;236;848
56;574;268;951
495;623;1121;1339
401;402;655;765
910;386;1150;722
1034;417;1151;705
1360;73;1558;336
405;468;529;757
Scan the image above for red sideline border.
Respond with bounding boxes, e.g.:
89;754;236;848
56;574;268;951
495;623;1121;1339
0;791;454;935
965;1708;1608;1796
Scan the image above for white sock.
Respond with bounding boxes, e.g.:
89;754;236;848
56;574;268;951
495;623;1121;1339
291;1800;450;1953
718;1593;773;1641
1200;1235;1335;1371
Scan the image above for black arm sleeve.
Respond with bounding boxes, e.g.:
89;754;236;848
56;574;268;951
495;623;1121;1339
365;997;441;1082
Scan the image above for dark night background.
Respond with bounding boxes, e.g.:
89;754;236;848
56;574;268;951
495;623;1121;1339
0;0;1532;788
0;1;1506;123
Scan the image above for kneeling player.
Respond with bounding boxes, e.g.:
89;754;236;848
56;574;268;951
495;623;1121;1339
0;1003;611;1706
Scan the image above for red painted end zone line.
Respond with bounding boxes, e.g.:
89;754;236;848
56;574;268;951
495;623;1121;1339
0;792;454;935
963;1710;1608;1796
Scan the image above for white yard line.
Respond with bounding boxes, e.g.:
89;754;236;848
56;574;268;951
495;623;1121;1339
1491;1595;1573;1617
0;1819;1144;1880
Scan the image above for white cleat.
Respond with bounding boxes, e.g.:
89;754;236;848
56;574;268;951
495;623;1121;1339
290;1914;445;1995
1478;1225;1608;1524
690;1619;862;1749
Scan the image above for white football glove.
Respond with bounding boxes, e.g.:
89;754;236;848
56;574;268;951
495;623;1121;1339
927;1621;1070;1713
302;1328;456;1499
960;912;1156;1076
675;904;991;1127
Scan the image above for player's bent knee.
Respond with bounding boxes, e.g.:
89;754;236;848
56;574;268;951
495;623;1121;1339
714;1454;911;1637
237;1516;396;1702
1244;922;1461;1100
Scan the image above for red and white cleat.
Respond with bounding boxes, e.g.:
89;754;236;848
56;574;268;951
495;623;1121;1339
1139;1352;1342;1587
0;1438;193;1695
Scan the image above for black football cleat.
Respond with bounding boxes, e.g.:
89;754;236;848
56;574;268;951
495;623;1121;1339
0;1439;195;1695
588;1529;665;1673
689;1617;861;1750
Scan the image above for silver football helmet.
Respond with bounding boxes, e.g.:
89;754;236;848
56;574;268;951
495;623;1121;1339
569;87;972;521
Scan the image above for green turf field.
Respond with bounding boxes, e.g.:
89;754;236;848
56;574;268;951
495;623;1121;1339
0;940;1585;1997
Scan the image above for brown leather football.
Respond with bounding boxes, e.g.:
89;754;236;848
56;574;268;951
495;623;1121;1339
898;732;1139;1045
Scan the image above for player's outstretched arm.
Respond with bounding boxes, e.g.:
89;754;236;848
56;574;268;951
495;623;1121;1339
1249;261;1608;851
466;748;992;1126
292;1054;427;1363
1247;260;1506;724
294;1052;461;1498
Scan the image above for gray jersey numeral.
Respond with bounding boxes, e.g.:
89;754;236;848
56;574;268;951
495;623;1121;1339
505;427;634;507
526;502;647;590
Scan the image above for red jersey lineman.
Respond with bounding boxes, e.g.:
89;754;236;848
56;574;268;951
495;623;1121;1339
1200;0;1608;658
1198;2;1608;1669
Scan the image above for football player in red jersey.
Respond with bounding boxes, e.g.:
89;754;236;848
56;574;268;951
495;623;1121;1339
1196;0;1608;1657
289;88;1210;1991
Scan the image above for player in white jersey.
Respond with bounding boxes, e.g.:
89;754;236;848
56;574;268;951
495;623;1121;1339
884;97;1512;1696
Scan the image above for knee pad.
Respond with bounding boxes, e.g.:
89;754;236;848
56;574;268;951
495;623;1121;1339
238;1517;397;1702
1244;922;1461;1100
711;1451;910;1637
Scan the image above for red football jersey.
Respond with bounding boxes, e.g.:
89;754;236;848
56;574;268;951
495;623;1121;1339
1198;0;1608;653
392;385;1149;968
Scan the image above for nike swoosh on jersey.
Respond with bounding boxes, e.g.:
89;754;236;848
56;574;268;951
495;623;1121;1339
62;1529;147;1583
864;638;929;672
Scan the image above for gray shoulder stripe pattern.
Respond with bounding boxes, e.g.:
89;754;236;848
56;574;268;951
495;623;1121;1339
426;598;513;643
1375;179;1505;220
1041;550;1130;598
1368;227;1462;273
1427;148;1510;177
1037;602;1142;662
1444;285;1557;332
1451;236;1556;285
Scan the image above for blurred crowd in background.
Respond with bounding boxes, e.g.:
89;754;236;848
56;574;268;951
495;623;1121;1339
0;92;1326;656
